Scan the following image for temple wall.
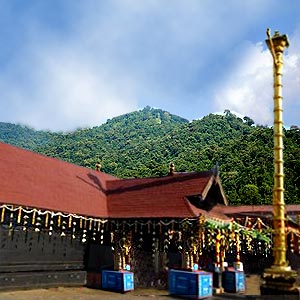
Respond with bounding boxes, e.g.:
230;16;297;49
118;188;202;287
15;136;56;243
0;226;86;289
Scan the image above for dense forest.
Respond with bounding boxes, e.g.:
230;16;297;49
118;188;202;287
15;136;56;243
0;106;299;206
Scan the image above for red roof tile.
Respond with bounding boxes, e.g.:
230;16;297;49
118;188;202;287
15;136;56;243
0;142;228;219
106;172;226;218
0;142;117;217
223;205;300;217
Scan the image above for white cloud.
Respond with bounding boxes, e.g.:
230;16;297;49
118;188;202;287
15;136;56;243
30;50;138;131
214;31;300;126
0;0;299;131
0;49;138;132
0;9;140;132
214;42;272;125
283;31;300;126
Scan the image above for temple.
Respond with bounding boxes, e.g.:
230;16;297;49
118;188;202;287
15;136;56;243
0;142;299;290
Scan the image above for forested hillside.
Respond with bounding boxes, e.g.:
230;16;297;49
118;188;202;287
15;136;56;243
0;106;299;206
0;122;54;149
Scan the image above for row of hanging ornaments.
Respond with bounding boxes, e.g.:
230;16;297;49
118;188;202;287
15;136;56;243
0;205;271;254
0;206;107;243
0;205;194;244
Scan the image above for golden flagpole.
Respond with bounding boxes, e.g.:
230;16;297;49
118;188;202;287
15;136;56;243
261;29;298;295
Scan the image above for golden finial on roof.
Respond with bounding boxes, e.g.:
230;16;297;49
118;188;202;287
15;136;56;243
95;161;101;172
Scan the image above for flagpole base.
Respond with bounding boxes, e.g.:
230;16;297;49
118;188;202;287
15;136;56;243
260;266;298;295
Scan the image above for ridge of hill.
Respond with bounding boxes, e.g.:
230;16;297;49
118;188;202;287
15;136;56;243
0;106;299;205
0;122;54;149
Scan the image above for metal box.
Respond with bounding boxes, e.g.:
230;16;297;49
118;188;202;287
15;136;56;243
101;270;134;292
222;270;245;293
169;269;213;299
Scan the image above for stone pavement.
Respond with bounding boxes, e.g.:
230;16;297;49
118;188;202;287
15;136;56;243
0;275;259;300
1;275;291;300
0;286;296;300
0;288;254;300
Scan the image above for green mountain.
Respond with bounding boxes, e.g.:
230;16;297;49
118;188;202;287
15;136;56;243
0;106;299;206
0;122;54;150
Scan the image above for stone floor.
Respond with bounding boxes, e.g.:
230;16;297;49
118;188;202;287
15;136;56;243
0;275;261;300
1;274;298;300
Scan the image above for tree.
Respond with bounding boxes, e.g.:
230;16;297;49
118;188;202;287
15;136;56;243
239;184;262;205
243;116;255;126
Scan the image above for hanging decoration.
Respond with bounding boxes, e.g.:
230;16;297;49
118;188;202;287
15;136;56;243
215;230;222;268
44;212;49;228
0;204;108;242
100;229;104;244
151;222;157;259
9;211;14;229
35;214;42;232
1;206;5;223
31;210;36;226
111;226;132;271
0;203;276;261
17;206;22;224
60;220;67;237
81;229;87;243
163;231;169;252
49;218;54;236
23;214;29;231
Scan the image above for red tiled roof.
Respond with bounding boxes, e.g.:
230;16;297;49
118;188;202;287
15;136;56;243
204;204;232;221
0;142;228;219
106;172;218;218
0;142;118;218
223;205;300;217
223;205;274;216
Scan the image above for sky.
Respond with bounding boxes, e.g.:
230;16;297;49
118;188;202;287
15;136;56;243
0;0;300;132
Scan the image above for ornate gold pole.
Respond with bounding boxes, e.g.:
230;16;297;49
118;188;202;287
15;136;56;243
268;29;289;270
261;29;298;295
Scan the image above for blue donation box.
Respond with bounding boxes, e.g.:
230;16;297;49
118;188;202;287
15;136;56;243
169;269;213;299
222;270;245;293
101;270;134;292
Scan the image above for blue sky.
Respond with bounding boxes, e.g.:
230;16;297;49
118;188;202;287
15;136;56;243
0;0;300;132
